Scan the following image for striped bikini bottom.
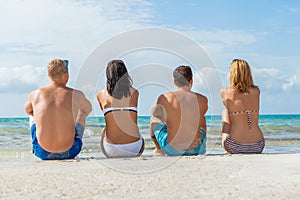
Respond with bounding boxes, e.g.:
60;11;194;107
224;136;265;154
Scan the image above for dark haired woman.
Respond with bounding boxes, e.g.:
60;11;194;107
97;60;144;157
220;59;264;154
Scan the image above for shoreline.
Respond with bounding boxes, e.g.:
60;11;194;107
1;113;300;118
1;153;300;199
2;144;300;166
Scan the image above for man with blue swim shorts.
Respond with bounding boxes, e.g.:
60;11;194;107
25;59;92;160
150;66;208;156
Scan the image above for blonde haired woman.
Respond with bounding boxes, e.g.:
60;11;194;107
220;59;264;154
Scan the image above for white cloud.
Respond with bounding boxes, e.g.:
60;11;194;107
253;68;279;77
185;30;265;53
0;0;154;94
282;70;300;91
252;67;284;92
251;67;300;93
287;7;300;13
0;0;154;62
193;67;225;91
0;65;47;93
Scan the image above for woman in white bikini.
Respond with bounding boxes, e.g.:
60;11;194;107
220;59;265;154
97;60;144;157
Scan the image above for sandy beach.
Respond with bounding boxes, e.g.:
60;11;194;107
0;153;299;200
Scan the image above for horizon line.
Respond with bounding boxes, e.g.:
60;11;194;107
1;113;300;119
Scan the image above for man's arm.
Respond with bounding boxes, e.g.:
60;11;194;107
199;95;208;132
76;92;92;126
24;92;34;116
149;95;168;155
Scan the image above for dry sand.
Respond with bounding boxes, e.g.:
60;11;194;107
1;153;300;200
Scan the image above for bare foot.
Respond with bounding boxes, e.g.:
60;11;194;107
154;148;165;155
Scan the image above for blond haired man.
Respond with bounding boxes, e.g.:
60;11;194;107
25;59;92;160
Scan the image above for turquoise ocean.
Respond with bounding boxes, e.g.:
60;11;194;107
0;114;300;164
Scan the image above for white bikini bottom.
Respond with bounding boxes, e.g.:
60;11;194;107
102;137;144;158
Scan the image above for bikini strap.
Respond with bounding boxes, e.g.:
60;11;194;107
228;110;258;115
246;110;252;132
228;109;258;133
103;107;138;115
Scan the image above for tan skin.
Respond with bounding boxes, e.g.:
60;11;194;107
220;87;263;153
24;72;92;153
97;87;142;147
150;80;208;155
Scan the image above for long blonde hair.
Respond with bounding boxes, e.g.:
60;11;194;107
230;59;257;93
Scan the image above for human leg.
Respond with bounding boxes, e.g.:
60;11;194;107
150;123;165;155
100;128;109;157
222;133;231;154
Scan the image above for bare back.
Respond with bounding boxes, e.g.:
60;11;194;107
25;84;91;152
97;87;140;144
221;87;263;143
155;89;208;150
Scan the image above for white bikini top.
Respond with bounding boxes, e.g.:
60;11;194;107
103;107;138;115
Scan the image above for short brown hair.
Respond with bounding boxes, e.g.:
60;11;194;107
173;65;193;87
48;59;66;80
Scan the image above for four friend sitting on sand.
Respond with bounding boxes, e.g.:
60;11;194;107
24;58;264;160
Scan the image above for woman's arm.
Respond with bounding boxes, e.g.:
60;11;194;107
221;109;231;153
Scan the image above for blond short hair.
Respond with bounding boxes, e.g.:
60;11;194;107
230;59;258;93
48;59;66;80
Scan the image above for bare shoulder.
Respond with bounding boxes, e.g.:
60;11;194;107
130;87;139;97
72;88;85;96
97;88;106;99
194;92;208;114
195;92;208;103
220;88;234;99
220;87;233;94
28;88;41;100
157;92;172;105
71;88;88;102
249;87;260;95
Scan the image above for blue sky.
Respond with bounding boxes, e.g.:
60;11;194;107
0;0;299;117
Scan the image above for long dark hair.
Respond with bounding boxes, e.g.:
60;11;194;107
106;60;132;99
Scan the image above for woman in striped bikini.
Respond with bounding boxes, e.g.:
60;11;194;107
220;59;265;154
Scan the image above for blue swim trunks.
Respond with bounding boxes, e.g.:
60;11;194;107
153;123;206;156
31;123;84;160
